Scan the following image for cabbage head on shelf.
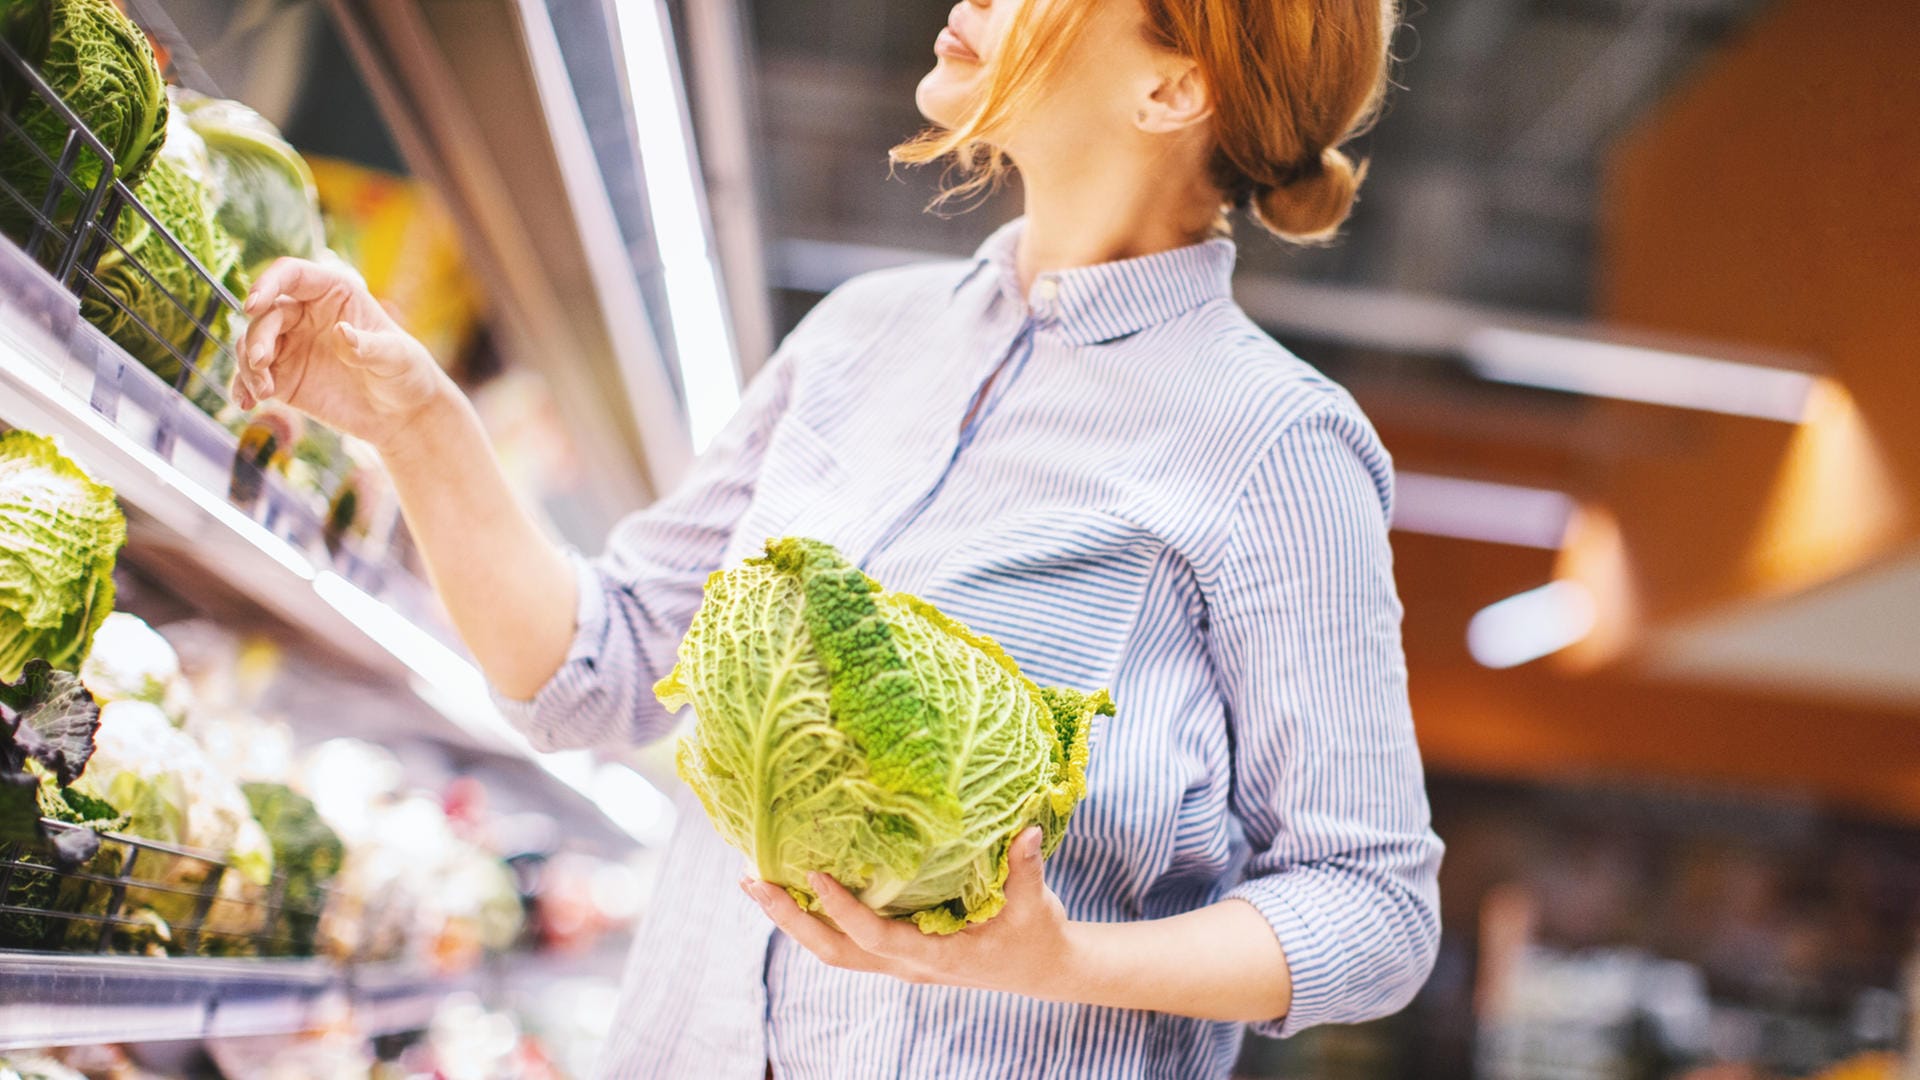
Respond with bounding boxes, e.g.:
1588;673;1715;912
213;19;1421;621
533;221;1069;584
0;0;168;237
79;150;240;387
178;92;325;280
64;699;274;953
661;537;1108;934
0;430;123;682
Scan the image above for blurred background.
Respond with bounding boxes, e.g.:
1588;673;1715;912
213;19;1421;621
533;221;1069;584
0;0;1913;1077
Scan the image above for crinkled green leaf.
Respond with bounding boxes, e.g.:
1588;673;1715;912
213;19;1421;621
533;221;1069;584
0;659;99;784
662;537;1105;934
81;153;242;385
0;0;168;236
1;659;107;867
0;432;124;681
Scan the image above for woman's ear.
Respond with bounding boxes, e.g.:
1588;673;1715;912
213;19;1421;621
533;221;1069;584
1135;60;1212;133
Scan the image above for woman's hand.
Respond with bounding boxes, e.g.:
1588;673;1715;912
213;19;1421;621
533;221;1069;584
744;827;1300;1024
232;258;579;700
232;257;452;453
742;827;1074;997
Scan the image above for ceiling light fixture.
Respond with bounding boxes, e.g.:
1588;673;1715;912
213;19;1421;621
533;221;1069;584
1467;580;1599;669
614;0;742;451
1465;327;1816;423
1393;472;1578;550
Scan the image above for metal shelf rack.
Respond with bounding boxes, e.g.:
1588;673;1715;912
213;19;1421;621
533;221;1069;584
0;951;476;1050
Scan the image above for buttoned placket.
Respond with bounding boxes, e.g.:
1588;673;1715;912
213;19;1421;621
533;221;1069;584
856;274;1055;571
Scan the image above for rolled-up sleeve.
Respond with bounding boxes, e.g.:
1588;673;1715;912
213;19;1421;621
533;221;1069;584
1208;404;1444;1037
493;350;797;752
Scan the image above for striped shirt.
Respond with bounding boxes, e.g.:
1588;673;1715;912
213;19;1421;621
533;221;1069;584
498;217;1444;1079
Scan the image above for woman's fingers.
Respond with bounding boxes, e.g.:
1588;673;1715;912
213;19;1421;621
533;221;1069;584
808;872;929;961
743;880;873;972
244;257;352;313
240;299;293;391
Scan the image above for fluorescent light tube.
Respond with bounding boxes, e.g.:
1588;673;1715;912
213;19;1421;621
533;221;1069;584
615;0;742;451
1465;327;1816;423
1467;580;1599;669
1393;472;1577;550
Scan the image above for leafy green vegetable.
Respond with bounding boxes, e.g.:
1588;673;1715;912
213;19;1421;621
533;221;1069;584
0;658;105;864
243;782;342;956
80;152;241;386
79;610;185;718
661;537;1107;934
0;658;116;948
179;93;324;279
0;431;124;682
63;700;274;954
0;0;167;237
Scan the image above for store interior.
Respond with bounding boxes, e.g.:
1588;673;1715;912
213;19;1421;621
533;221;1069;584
0;0;1914;1077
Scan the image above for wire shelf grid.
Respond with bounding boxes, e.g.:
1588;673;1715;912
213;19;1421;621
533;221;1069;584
0;820;328;960
0;31;410;591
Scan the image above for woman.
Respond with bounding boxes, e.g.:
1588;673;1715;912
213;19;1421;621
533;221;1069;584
233;0;1441;1075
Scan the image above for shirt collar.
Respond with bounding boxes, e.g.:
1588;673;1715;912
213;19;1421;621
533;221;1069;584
956;216;1238;345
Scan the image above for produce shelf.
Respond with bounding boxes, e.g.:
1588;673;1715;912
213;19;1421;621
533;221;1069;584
0;232;670;852
0;951;477;1050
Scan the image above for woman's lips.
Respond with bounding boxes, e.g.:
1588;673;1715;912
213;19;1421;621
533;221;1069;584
935;25;981;63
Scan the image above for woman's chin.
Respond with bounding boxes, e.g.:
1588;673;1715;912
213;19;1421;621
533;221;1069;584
915;69;975;128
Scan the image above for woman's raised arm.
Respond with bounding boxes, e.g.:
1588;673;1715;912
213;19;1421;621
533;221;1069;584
235;258;577;700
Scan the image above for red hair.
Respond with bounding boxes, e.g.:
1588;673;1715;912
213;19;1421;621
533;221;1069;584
893;0;1400;245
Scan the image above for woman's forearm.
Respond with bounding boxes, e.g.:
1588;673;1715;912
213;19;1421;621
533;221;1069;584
1055;900;1293;1024
379;381;578;700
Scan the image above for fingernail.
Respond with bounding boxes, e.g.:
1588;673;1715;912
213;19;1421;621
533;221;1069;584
337;322;359;348
243;293;263;314
807;872;828;891
274;295;296;309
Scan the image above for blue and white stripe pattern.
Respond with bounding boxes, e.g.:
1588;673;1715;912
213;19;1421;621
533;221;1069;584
498;217;1444;1079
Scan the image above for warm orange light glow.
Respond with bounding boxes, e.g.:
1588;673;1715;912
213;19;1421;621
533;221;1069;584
1744;378;1908;596
1551;505;1639;672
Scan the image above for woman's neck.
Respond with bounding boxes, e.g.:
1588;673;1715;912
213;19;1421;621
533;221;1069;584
1011;151;1225;297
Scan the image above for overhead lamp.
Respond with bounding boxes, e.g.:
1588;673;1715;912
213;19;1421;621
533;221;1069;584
614;0;742;452
1465;327;1817;423
1393;472;1577;550
1467;580;1599;669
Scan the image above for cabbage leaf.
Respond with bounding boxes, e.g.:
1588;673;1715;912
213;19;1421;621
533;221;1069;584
0;0;167;236
662;537;1107;934
0;430;124;682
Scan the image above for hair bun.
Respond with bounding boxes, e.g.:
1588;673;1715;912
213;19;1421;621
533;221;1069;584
1252;146;1368;245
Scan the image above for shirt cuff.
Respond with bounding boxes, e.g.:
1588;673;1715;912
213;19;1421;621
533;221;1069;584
491;550;613;739
1226;873;1349;1038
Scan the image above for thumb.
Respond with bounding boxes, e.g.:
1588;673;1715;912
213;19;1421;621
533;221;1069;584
1005;826;1048;909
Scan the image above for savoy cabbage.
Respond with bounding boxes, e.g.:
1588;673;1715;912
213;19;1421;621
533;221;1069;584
661;537;1109;934
81;149;241;387
0;430;123;682
0;0;167;236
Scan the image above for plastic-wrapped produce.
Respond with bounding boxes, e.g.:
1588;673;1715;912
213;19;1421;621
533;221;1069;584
66;700;273;952
79;612;189;722
317;793;523;971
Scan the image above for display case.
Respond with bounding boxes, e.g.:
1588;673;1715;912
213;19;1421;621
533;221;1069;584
0;0;711;1068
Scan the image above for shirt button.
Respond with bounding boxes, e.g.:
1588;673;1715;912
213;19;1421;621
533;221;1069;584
1033;276;1060;303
